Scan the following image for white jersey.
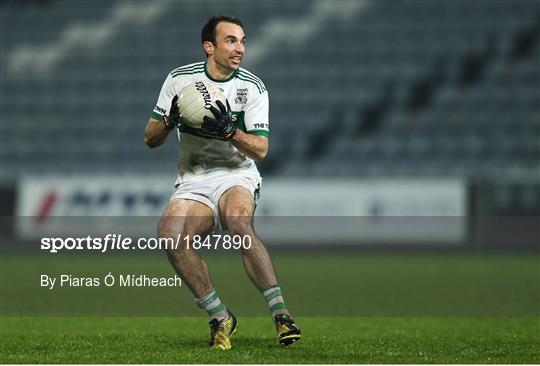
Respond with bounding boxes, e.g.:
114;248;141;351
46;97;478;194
151;62;269;184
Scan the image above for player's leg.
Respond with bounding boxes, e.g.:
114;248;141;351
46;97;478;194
159;198;237;350
159;198;215;298
219;186;277;288
218;186;301;345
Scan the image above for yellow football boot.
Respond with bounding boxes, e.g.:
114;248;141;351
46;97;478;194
209;310;237;350
274;314;301;346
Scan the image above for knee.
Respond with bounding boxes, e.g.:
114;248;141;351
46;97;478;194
226;217;253;237
225;206;253;234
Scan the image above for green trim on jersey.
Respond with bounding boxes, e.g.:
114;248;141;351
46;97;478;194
235;73;266;94
171;67;204;78
179;111;246;139
177;111;268;139
204;63;238;83
239;67;264;81
248;130;269;137
171;68;204;78
230;111;269;137
170;63;266;93
170;62;204;77
231;111;246;132
151;111;164;122
155;64;269;138
237;70;266;93
171;62;204;73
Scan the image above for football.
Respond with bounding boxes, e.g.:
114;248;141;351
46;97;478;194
177;80;227;128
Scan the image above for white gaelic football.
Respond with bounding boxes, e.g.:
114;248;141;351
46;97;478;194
177;80;227;128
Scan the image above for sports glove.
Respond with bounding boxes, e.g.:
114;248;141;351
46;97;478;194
201;100;237;140
164;95;181;130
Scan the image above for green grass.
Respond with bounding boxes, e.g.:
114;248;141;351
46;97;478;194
1;252;538;316
1;252;539;363
1;316;538;363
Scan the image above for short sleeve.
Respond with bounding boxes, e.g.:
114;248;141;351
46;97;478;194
244;89;269;137
150;73;176;122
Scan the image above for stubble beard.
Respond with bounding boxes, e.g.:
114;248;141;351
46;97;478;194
217;55;240;74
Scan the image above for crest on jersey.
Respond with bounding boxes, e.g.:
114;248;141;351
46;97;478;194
234;88;248;105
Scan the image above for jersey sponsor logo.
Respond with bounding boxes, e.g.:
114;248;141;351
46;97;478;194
153;105;166;115
234;88;248;105
253;123;269;130
230;111;243;126
195;81;213;109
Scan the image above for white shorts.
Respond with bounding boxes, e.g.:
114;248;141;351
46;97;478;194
169;172;262;229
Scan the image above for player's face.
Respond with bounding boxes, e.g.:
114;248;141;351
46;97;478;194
211;22;245;71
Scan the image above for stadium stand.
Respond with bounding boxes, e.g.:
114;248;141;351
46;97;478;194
1;0;539;179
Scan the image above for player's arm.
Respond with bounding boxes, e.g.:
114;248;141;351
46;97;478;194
144;94;180;148
202;100;269;161
230;130;268;161
234;86;270;161
144;117;172;148
145;73;179;149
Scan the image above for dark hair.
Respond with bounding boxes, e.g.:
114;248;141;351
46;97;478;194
201;15;244;56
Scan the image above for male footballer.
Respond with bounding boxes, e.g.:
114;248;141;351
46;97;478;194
144;16;301;350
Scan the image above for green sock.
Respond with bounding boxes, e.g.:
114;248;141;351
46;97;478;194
261;285;289;318
196;289;228;321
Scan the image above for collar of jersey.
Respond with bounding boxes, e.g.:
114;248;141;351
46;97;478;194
204;62;238;83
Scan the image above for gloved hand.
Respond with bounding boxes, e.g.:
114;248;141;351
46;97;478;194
164;95;181;130
201;100;237;140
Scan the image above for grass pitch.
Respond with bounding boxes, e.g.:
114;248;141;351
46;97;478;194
1;252;539;363
1;316;538;363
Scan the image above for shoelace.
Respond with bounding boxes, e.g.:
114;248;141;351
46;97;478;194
275;315;295;328
209;318;221;338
